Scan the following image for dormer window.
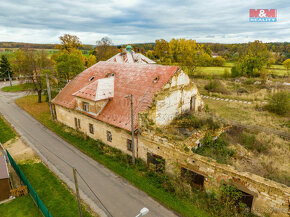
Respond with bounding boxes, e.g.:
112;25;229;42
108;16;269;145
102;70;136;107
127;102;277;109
105;73;115;78
153;76;159;83
83;102;89;112
89;76;95;81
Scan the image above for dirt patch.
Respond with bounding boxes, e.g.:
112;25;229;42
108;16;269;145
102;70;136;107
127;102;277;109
4;138;40;163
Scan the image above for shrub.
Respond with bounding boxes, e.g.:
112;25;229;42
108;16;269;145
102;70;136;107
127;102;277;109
231;66;241;77
266;91;290;115
193;133;235;164
222;68;231;78
204;79;229;94
241;133;267;153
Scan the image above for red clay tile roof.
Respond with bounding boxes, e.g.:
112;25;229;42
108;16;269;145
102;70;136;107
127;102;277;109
52;61;179;131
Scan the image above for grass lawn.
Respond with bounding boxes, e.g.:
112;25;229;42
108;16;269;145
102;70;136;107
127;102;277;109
15;95;215;217
1;83;34;92
196;63;288;77
203;98;289;132
19;162;93;217
0;115;16;143
0;195;42;217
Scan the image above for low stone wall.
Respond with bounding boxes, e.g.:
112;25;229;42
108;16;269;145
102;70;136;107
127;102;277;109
138;130;290;217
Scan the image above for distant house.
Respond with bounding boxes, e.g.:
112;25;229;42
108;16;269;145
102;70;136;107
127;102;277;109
0;155;11;201
212;52;219;58
107;45;156;64
52;56;204;156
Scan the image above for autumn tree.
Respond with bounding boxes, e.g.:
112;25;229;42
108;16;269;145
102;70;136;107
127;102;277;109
56;49;85;81
13;49;51;102
0;55;13;79
168;38;199;68
154;39;169;60
282;59;290;75
55;34;82;53
87;55;97;67
236;41;270;77
93;37;119;61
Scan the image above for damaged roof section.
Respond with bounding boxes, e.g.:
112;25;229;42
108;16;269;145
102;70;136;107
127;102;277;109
107;47;156;64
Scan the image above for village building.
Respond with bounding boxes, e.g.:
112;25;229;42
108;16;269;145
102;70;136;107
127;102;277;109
52;59;204;156
0;155;11;201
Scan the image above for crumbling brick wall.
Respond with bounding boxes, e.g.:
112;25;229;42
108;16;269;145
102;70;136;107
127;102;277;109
138;129;290;217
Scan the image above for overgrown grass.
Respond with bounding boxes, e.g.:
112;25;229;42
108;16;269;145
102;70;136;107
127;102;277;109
15;95;254;217
0;195;42;217
0;114;16;143
19;162;93;217
1;83;34;92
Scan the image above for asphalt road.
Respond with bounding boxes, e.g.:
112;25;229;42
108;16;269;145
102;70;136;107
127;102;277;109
0;83;178;217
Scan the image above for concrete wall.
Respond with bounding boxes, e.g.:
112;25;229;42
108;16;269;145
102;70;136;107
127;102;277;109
55;105;136;156
137;130;290;217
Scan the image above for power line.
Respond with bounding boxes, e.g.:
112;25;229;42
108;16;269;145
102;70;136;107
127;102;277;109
75;169;114;217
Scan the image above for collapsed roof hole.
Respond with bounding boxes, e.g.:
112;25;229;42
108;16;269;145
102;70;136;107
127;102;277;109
89;76;95;81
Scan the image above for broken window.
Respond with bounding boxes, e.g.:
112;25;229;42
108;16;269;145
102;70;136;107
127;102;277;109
89;123;94;134
107;131;112;142
181;167;204;189
147;153;165;173
127;139;132;151
83;102;89;112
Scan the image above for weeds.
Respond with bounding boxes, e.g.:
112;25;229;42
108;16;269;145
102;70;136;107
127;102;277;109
193;133;235;164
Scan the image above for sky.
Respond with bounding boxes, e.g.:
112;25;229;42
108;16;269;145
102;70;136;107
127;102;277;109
0;0;289;45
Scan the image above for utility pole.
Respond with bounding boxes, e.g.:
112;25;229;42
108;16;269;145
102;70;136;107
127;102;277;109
8;71;12;88
130;94;135;164
45;74;54;120
73;168;83;217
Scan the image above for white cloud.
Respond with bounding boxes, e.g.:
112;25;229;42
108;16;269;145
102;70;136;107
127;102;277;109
0;0;288;44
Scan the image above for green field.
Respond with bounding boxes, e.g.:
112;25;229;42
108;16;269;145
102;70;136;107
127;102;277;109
196;63;288;76
1;83;34;92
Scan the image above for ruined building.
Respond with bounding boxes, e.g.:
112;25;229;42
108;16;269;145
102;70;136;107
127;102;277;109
52;54;289;217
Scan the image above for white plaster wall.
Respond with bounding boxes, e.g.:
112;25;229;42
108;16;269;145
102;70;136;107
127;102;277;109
170;70;189;87
155;70;201;126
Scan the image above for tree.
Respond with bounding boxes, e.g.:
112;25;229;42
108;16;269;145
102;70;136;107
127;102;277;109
87;55;97;67
236;41;270;77
282;59;290;75
56;50;85;81
93;37;119;61
55;34;82;53
212;56;225;66
155;39;169;59
168;38;199;68
0;55;13;79
13;49;51;103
